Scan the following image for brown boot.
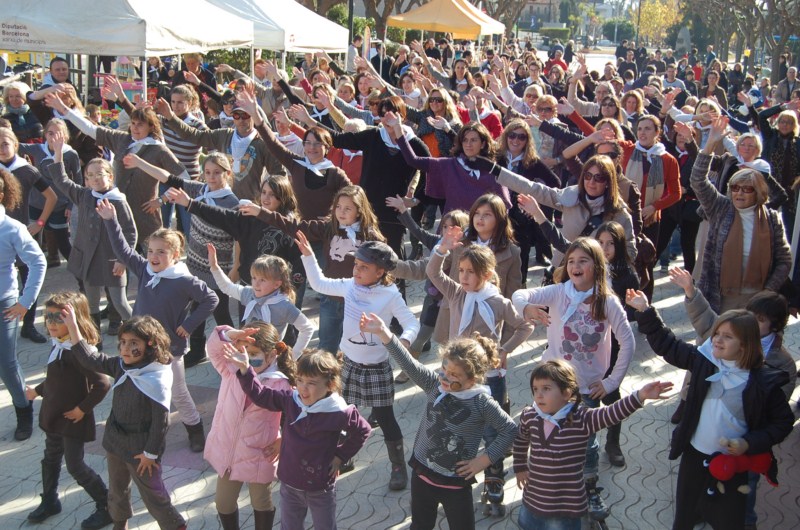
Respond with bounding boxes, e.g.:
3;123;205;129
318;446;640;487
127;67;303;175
385;439;408;490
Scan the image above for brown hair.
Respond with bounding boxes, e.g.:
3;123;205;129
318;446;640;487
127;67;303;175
553;237;611;321
118;316;173;365
497;118;539;166
457;245;499;287
577;155;623;216
465;193;515;252
250;255;296;303
169;84;200;112
710;310;764;370
245;320;296;386
746;291;790;334
530;360;581;424
303;126;333;149
44;118;71;142
440;334;499;384
327;185;385;243
44;291;100;346
261;175;299;218
0;168;22;212
129;108;163;141
147;228;185;255
452;122;495;158
296;349;342;393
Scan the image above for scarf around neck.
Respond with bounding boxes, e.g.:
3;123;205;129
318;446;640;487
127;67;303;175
720;204;771;295
91;187;126;205
242;291;291;324
562;280;594;323
48;338;72;364
145;261;191;289
342;149;362;162
457;156;481;179
230;129;258;176
696;338;749;388
257;359;289;382
290;389;348;424
379;124;415;149
126;136;162;155
339;220;361;242
532;401;574;429
627;142;667;206
296;157;335;176
459;283;500;337
433;383;489;406
0;156;30;172
112;358;173;410
40;142;75;162
196;184;233;206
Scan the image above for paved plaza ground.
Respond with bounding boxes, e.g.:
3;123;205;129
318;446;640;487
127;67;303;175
1;252;798;529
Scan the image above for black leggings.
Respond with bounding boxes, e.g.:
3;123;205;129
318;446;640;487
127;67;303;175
410;472;474;530
371;405;402;441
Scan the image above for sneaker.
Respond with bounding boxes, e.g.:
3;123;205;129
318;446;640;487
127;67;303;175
586;479;609;521
659;263;669;273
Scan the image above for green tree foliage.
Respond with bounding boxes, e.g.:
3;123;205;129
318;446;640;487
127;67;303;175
602;19;635;43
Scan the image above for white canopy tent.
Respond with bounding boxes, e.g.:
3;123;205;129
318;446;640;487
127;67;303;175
0;0;254;56
206;0;348;53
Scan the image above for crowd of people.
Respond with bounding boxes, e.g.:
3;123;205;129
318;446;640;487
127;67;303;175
0;33;798;530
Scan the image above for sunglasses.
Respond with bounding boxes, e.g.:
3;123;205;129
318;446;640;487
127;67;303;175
537;107;555;113
428;97;444;103
45;311;65;324
232;112;250;120
583;170;608;184
507;132;528;141
730;184;755;194
303;141;324;148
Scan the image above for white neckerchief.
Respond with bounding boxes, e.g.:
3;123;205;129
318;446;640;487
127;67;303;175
243;290;291;323
145;261;191;289
696;338;750;388
475;236;492;247
112;358;173;410
91;187;126;205
342;149;362;162
126;136;162;155
586;195;605;215
379;123;415;149
340;220;361;242
296;157;335;177
310;106;329;121
196;184;233;206
459;283;500;337
257;359;289;382
218;111;234;128
532;401;574;430
40;143;75;162
761;333;776;358
736;156;771;173
433;383;489;407
0;156;30;172
47;339;73;364
404;88;421;99
457;156;481;179
290;389;348;424
506;152;524;170
675;146;688;159
634;141;667;162
562;280;594;323
230;129;258;173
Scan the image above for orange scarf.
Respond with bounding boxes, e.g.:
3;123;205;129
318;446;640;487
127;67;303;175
720;206;772;296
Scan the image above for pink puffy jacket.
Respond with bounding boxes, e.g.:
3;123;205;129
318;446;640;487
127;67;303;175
204;326;290;483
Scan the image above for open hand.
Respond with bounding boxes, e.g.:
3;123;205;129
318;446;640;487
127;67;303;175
637;381;674;402
294;231;313;256
95;199;117;220
134;453;159;477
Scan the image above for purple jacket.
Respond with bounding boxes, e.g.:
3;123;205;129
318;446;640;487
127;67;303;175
236;367;371;491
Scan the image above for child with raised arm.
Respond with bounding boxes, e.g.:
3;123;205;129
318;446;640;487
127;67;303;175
66;311;186;530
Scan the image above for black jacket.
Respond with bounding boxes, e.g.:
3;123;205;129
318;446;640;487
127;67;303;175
636;307;793;483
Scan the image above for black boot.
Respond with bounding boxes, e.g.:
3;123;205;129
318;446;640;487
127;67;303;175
14;401;34;440
253;509;276;530
21;324;48;343
184;333;207;368
218;509;239;530
184;420;205;452
28;462;62;522
605;423;626;467
91;313;103;351
385;439;408;490
81;475;112;529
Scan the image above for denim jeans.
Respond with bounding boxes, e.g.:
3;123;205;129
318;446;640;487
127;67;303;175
582;394;600;478
318;295;344;354
518;504;581;530
158;183;191;235
0;295;26;407
744;471;760;525
280;483;337;530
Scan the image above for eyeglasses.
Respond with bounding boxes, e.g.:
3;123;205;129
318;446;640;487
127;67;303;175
778;119;795;125
232;112;250;120
45;311;65;324
730;184;755;194
536;107;555;113
738;143;758;150
524;93;539;99
507;132;528;141
303;141;324;148
428;97;444;103
583;170;608;184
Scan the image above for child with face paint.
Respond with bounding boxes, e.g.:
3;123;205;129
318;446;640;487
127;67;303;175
359;312;517;530
205;321;296;529
67;313;186;530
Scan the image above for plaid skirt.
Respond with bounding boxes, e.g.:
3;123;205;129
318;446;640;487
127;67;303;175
342;357;395;407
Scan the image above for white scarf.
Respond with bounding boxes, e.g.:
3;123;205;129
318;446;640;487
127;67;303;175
196;184;233;206
257;359;289;382
736;156;771;174
342;149;362;162
761;333;776;358
242;291;291;323
48;339;72;364
296;157;335;177
696;338;750;388
634;141;667;162
145;261;191;289
433;383;489;407
112;358;173;410
404;88;421;99
91;187;126;205
40;142;75;162
310;106;330;121
218;111;234;129
459;283;500;338
474;236;492;247
0;156;30;172
506;152;524;170
230;129;258;175
290;389;348;424
379;124;415;149
340;220;361;243
126;136;163;155
457;156;481;179
532;401;574;430
562;280;594;324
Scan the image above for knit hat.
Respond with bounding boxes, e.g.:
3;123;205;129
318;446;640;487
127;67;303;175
355;241;398;271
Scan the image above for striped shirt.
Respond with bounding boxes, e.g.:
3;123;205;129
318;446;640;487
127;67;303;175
162;114;206;179
512;393;642;518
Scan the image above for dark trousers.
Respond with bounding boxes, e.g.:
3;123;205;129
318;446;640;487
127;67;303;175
43;432;104;493
371;405;402;441
18;264;37;329
673;445;747;530
410;472;475;530
655;203;701;273
642;221;660;301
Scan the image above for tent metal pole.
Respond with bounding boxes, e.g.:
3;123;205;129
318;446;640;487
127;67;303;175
250;46;255;76
380;26;388;80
